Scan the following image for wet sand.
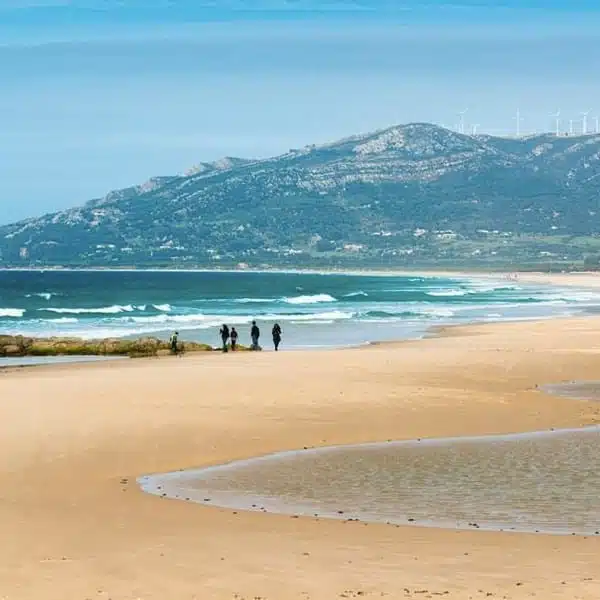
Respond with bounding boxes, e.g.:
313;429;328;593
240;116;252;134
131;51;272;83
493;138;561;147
2;315;600;599
542;381;600;401
140;425;600;536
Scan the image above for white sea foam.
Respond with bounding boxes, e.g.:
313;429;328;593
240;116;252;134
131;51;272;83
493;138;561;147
25;292;57;300
47;317;79;324
275;311;354;321
283;294;337;304
540;290;600;303
464;281;522;293
129;314;250;326
152;304;172;312
44;305;136;315
128;310;354;326
426;290;468;297
290;319;336;325
235;298;273;304
417;307;456;318
0;308;25;318
343;291;369;298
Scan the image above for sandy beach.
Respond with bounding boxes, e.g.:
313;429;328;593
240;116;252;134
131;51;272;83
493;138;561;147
3;310;600;598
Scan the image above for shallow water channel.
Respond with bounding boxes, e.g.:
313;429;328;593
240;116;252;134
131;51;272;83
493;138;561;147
139;419;600;536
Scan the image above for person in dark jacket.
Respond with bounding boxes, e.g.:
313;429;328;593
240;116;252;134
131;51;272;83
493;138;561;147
220;324;230;352
272;322;282;351
230;327;239;351
250;320;260;350
170;331;179;354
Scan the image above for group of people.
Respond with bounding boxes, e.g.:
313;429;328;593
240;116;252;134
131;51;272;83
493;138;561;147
219;321;282;352
169;321;283;355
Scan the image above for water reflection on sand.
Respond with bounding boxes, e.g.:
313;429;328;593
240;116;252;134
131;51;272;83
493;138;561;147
139;383;600;536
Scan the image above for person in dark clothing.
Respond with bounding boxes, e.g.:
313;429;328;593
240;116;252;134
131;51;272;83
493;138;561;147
220;324;230;352
272;322;282;351
170;331;179;354
230;327;239;351
250;320;260;350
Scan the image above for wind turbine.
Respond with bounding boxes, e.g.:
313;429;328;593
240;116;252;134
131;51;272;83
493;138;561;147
595;116;600;134
471;124;480;135
582;110;591;135
569;119;574;135
550;110;561;136
514;108;523;137
458;108;468;134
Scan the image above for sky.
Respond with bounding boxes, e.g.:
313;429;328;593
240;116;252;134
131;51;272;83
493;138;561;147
1;1;600;223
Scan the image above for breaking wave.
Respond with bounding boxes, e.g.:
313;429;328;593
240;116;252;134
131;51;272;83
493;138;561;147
283;294;337;304
152;304;172;312
25;292;59;300
233;298;274;304
426;289;468;297
43;305;138;315
0;308;25;318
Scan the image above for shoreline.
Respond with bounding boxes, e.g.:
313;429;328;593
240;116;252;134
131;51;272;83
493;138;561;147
3;314;600;598
2;263;600;286
3;268;600;362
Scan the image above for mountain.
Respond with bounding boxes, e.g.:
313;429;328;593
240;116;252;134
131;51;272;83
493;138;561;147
2;122;600;270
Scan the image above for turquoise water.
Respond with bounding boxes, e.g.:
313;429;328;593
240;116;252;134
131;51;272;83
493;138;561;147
139;426;600;536
1;270;598;349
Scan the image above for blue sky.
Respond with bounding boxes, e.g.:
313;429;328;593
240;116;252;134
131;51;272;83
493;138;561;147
1;1;600;223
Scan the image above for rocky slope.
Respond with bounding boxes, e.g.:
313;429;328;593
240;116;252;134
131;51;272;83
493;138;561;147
2;123;600;268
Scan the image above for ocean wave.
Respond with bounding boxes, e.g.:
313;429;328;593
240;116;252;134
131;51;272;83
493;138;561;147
0;308;25;318
289;319;335;325
47;317;79;324
233;298;274;304
276;311;353;321
128;310;355;325
417;306;457;318
43;305;137;315
464;281;522;293
152;304;172;312
283;294;337;304
362;310;421;319
343;291;369;298
25;292;59;300
538;291;600;303
128;314;251;326
426;290;468;297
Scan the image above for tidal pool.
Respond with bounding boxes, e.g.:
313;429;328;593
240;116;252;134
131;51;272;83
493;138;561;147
139;425;600;535
0;355;128;368
541;381;600;402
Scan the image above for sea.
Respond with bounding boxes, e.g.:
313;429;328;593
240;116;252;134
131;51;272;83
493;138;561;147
0;269;599;351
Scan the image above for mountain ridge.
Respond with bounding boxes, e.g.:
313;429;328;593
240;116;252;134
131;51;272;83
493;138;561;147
2;122;600;269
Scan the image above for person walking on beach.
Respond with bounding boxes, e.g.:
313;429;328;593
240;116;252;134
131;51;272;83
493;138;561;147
230;326;239;351
170;331;179;355
272;322;282;351
250;320;260;350
220;324;230;353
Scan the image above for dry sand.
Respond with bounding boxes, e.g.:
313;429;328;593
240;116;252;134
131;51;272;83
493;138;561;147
2;315;600;599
